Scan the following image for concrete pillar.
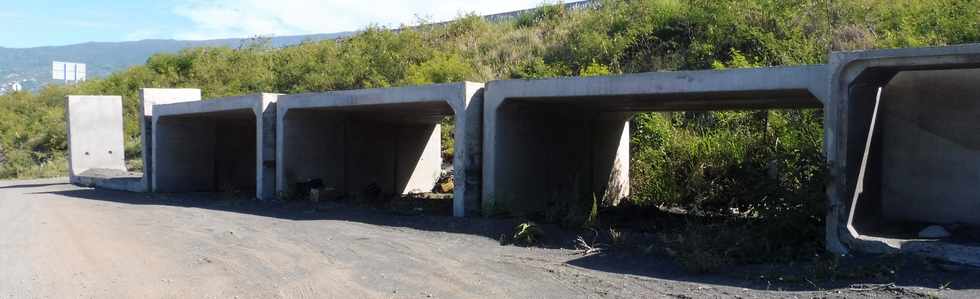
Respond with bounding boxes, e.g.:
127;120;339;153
140;88;202;191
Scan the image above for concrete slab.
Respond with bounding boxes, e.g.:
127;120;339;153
151;93;278;200
483;66;828;216
826;43;980;260
140;88;202;192
277;82;484;217
66;96;133;189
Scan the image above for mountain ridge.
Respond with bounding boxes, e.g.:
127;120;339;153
0;32;353;92
0;0;595;93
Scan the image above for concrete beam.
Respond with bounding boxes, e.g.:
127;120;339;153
825;43;980;261
277;82;484;217
140;88;202;191
484;66;828;216
152;93;278;200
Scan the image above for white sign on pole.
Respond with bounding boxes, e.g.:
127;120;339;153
52;61;86;82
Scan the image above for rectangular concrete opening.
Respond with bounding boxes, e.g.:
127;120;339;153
847;68;980;245
490;90;823;216
280;102;451;213
154;109;258;195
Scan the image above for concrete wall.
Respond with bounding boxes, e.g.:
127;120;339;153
140;88;202;190
151;93;277;199
484;66;827;217
66;96;126;182
880;69;980;225
278;82;483;217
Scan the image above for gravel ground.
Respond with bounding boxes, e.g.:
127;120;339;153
1;177;978;298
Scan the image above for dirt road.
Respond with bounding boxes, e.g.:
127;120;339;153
1;178;977;298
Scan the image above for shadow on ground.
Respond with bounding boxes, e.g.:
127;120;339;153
37;187;980;292
0;182;70;189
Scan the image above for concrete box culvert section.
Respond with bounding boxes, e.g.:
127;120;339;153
151;93;278;200
66;95;136;189
140;88;202;191
276;82;484;217
826;44;980;265
483;66;828;216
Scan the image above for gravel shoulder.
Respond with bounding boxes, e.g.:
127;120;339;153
1;178;978;298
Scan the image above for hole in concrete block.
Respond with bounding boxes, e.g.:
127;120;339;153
281;102;453;214
154;109;257;195
848;68;980;245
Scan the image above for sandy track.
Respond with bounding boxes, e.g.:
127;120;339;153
0;178;977;298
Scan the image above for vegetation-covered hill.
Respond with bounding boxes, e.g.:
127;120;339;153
0;0;976;271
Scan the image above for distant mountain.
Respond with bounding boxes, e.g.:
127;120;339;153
0;32;353;91
0;0;594;92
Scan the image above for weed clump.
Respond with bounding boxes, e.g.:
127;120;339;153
512;221;544;246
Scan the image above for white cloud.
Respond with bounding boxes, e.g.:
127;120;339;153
173;0;552;40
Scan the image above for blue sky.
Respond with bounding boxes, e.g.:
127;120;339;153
0;0;549;48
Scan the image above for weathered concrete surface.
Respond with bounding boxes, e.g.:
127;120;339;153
484;66;827;216
152;93;278;200
73;169;144;192
140;88;202;192
880;69;980;225
826;43;980;263
277;82;483;217
66;96;128;186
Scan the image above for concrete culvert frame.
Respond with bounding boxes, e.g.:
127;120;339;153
827;44;980;265
151;93;278;200
276;82;484;217
140;88;202;191
483;66;828;216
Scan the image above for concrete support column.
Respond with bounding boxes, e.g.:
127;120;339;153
452;83;484;216
593;112;631;207
258;96;278;200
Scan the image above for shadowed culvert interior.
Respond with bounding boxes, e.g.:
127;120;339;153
153;109;257;195
490;90;829;272
281;101;454;214
848;68;980;244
